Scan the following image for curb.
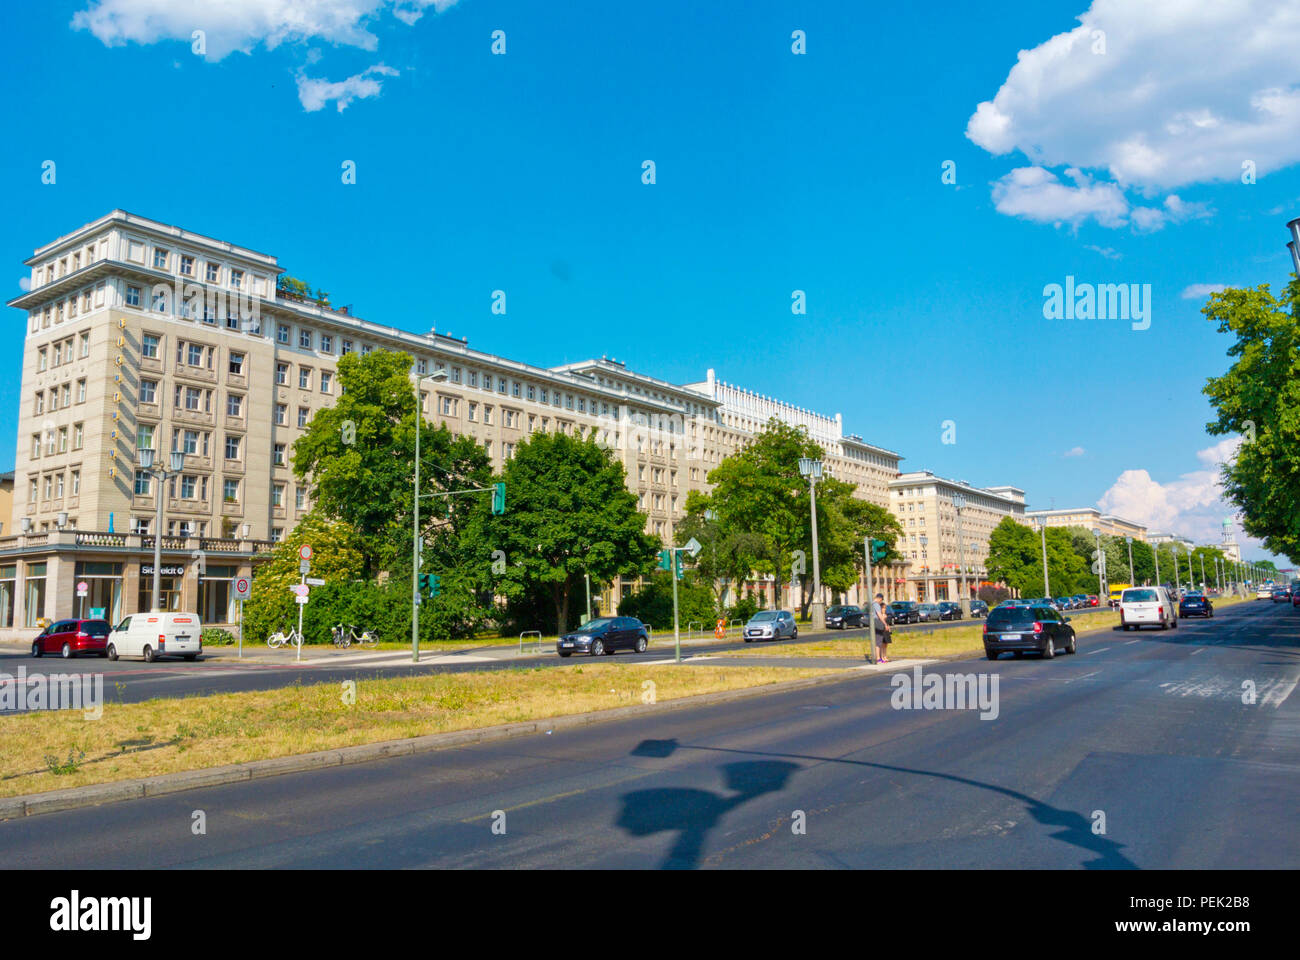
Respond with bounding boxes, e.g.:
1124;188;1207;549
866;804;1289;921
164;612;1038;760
0;665;886;821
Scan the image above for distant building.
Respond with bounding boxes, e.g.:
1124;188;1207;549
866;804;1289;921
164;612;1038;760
1024;507;1147;541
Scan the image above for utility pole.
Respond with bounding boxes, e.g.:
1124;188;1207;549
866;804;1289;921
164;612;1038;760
1126;536;1134;586
1154;545;1161;590
1038;518;1050;598
953;494;969;615
799;458;825;627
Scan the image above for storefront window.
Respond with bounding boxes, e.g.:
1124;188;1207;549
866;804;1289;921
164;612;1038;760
24;562;47;627
75;561;124;622
138;564;183;613
200;565;237;624
0;565;15;628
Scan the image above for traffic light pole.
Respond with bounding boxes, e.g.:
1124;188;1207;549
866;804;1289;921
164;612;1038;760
864;537;876;663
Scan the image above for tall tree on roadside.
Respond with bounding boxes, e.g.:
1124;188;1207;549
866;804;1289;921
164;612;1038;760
1202;279;1300;563
490;430;659;634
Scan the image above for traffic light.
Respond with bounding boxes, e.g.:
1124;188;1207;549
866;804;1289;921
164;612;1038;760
659;549;672;571
491;482;506;515
871;539;888;564
675;552;684;580
418;573;441;597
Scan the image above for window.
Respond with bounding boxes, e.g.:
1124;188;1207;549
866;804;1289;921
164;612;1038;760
180;255;194;276
319;371;332;393
497;377;507;393
206;262;220;283
187;343;203;366
182;430;199;455
140;379;157;404
295;487;306;510
142;334;159;358
468;402;477;422
483;405;493;425
468;371;478;388
71;470;80;497
56;474;65;499
272;484;285;508
34;393;44;415
277;323;290;344
276;362;289;385
440;396;457;416
271;528;284;543
185;387;201;410
417;358;428;375
298;407;309;428
299;367;311;390
79;332;90;358
361;343;372;355
134;471;151;496
72;424;82;449
76;379;86;403
229;352;244;375
299;328;311;350
320;334;333;353
137;424;155;450
30;434;40;459
153;248;168;270
37;348;47;372
512;382;521;398
61;384;70;408
125;285;141;307
275;404;287;425
227;394;243;417
274;443;286;466
341;339;353;355
180;475;197;499
230;269;243;289
225;435;241;460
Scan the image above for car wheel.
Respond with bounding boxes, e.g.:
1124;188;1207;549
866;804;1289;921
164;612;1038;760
791;627;798;639
985;649;998;661
1066;632;1077;655
743;637;752;643
558;651;572;658
143;644;155;663
635;636;648;653
1042;636;1055;659
590;639;604;657
61;642;72;659
1171;617;1178;629
183;654;198;662
106;644;118;661
31;641;41;658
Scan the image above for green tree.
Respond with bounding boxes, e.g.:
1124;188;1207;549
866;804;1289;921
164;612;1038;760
490;430;659;634
986;518;1090;597
1202;279;1300;563
618;570;717;631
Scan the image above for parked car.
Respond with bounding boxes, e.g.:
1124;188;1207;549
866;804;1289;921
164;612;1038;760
743;610;798;642
982;603;1077;660
106;612;204;662
888;601;921;624
1086;595;1100;607
31;618;111;659
937;601;962;621
1178;591;1214;618
1072;594;1089;608
968;599;989;618
824;604;866;629
1054;596;1074;610
1120;587;1178;631
917;603;943;622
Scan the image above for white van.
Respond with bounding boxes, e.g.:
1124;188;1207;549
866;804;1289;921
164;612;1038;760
1120;587;1177;631
107;612;203;662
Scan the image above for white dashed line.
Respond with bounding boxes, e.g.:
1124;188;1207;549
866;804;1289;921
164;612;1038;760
1085;647;1110;656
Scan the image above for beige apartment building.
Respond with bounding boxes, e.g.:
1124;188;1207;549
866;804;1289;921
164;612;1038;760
889;471;1027;602
0;210;908;637
1024;507;1147;541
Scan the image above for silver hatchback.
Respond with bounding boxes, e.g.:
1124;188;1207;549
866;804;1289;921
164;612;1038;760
743;610;798;642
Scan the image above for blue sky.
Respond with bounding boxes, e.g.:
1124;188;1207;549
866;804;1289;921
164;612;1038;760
4;0;1297;563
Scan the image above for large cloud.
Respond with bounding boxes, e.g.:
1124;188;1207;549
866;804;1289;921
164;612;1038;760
968;0;1300;229
1097;438;1267;551
72;0;460;60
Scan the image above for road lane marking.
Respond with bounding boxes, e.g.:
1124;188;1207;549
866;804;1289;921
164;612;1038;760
1124;639;1141;645
1064;670;1100;684
1085;647;1110;655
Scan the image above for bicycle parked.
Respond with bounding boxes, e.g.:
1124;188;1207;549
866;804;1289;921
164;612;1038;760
267;627;305;649
331;623;378;649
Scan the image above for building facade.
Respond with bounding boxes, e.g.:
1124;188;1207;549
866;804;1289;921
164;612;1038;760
889;472;1027;602
2;211;912;636
1024;507;1148;541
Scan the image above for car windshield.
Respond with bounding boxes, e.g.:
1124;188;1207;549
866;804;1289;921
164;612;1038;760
1123;589;1159;603
576;618;615;633
987;608;1037;627
81;621;110;636
1184;592;1203;599
751;612;779;622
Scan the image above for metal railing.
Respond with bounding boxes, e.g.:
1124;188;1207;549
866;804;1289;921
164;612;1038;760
519;630;543;654
687;621;704;638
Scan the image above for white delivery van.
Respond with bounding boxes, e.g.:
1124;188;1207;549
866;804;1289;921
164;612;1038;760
1119;587;1177;631
106;612;204;662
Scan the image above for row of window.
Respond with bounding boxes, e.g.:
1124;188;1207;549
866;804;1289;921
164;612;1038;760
35;332;91;370
30;424;84;459
33;379;87;414
130;470;308;511
29;283;109;332
28;470;82;503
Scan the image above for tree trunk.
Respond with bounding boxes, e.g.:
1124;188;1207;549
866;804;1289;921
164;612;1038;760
554;577;571;636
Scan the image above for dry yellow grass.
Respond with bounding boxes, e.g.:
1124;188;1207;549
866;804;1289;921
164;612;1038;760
0;662;834;800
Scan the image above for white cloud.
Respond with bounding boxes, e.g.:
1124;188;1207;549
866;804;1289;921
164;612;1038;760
297;63;398;112
1097;438;1252;544
1063;446;1086;458
968;0;1300;231
71;0;460;60
1180;283;1229;300
18;277;31;292
991;166;1129;229
1085;244;1122;260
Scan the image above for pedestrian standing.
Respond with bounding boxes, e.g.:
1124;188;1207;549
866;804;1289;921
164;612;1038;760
871;592;892;663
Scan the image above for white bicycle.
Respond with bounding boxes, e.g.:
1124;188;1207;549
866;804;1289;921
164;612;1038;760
331;623;378;649
267;627;305;649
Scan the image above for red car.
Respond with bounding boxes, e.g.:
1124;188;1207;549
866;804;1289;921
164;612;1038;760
1087;595;1100;606
30;619;111;659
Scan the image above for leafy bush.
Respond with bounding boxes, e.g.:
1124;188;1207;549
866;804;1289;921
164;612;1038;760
201;627;236;646
618;571;717;631
726;595;762;624
977;585;1011;606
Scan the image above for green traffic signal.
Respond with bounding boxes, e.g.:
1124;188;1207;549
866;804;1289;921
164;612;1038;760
491;482;506;515
871;538;888;563
418;573;441;597
659;549;672;571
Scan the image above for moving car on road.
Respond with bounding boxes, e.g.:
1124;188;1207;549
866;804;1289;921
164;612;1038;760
107;612;203;662
824;605;866;629
1272;585;1290;603
983;603;1077;660
742;610;798;642
1257;585;1273;599
1120;587;1177;631
1178;591;1214;618
556;616;649;657
888;601;921;624
30;618;111;659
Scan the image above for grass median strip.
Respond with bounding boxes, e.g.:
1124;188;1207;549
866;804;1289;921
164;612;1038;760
0;662;834;800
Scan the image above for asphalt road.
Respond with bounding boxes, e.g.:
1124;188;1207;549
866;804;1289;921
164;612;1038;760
0;606;1118;709
2;598;1295;868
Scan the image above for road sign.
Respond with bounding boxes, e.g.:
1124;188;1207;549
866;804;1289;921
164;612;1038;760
290;583;309;597
305;577;325;586
298;544;313;561
299;558;311;575
295;595;308;605
233;577;252;600
76;581;88;597
684;537;702;557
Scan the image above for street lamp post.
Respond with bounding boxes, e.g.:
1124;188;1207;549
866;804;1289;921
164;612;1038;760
798;457;825;627
411;369;449;664
1092;528;1107;604
1126;536;1134;587
919;535;928;601
136;447;187;611
952;494;969;615
1037;518;1050;598
1154;544;1161;590
1287;217;1300;275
